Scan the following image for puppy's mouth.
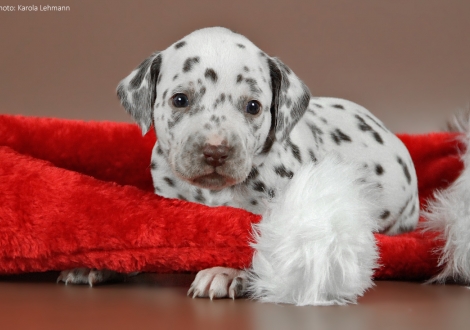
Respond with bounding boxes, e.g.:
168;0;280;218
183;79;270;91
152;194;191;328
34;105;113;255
191;172;237;190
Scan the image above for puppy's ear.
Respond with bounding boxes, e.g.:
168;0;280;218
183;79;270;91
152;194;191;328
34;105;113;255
117;52;162;135
268;57;311;142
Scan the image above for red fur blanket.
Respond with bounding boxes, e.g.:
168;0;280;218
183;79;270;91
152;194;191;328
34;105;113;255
0;114;464;279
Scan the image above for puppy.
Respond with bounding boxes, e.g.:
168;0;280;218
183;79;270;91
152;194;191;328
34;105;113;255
59;27;419;301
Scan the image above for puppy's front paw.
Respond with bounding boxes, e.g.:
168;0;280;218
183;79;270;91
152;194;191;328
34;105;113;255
187;267;247;300
57;268;121;287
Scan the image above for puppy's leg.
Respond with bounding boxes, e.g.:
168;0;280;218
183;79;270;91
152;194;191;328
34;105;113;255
188;267;248;300
57;268;125;286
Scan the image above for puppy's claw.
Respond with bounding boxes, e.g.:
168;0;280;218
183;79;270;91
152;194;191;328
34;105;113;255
187;286;194;296
192;289;199;299
229;276;246;299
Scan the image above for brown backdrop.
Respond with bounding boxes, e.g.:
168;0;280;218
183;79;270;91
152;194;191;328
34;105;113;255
0;0;469;133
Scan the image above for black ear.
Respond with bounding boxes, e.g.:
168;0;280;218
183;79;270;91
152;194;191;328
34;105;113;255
117;52;162;135
268;57;311;142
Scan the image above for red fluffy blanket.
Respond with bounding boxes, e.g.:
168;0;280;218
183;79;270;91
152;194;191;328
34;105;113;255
0;114;464;280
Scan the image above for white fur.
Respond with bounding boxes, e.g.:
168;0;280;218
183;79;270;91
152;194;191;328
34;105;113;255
248;153;380;306
422;121;470;284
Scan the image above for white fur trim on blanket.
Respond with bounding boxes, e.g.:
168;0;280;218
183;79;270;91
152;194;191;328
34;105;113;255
422;124;470;284
248;154;380;306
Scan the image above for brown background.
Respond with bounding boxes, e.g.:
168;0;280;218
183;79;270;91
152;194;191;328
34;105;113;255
0;0;469;133
2;2;470;328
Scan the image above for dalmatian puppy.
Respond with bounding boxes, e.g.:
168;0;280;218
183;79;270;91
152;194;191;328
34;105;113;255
58;27;419;299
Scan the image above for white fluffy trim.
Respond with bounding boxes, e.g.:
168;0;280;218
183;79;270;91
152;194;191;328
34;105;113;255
422;130;470;284
248;154;380;306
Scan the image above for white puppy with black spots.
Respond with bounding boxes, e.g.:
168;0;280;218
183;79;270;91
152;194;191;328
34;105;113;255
59;27;419;305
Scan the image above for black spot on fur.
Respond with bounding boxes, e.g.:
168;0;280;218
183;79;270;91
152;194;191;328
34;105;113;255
205;68;218;83
177;194;187;201
210;115;220;124
173;74;179;81
150;162;158;170
398;224;415;233
274;165;294;179
268;189;275;199
243;66;250;72
250;199;258;205
199;86;206;96
168;112;183;128
398;196;413;215
380;210;391;220
331;129;352;145
260;128;275;154
409;204;416;217
332;104;344;110
245;78;260;93
313;103;323;108
397;157;412;184
286;98;292;108
373;132;384;144
253;181;267;193
375;164;384;175
307;108;316;116
156;145;164;155
307;122;324;145
236;74;243;84
194;189;206;203
286;138;302;163
308;149;318;162
355;115;384;145
174;41;187;49
246;167;259;181
237;43;246;49
356;115;372;131
182;57;200;72
365;114;387;132
163;177;175;187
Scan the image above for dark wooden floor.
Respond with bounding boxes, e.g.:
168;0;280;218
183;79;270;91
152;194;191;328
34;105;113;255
0;272;469;330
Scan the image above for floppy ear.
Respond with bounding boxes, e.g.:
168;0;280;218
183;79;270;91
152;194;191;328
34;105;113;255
116;52;162;135
267;57;311;142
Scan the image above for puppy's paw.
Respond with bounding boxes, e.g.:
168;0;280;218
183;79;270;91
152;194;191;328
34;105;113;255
187;267;247;300
57;268;122;287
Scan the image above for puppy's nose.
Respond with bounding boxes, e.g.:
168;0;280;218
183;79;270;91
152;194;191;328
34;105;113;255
203;144;230;167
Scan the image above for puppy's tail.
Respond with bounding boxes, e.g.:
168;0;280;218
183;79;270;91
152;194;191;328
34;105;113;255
421;105;470;284
247;153;380;306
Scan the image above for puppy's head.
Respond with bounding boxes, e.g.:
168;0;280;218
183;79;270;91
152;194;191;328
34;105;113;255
117;27;310;190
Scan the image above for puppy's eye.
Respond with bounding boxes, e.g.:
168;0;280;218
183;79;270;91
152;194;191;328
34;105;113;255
172;93;189;108
246;100;261;115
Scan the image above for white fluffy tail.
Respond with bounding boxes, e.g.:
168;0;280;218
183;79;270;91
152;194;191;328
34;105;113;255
422;110;470;284
248;154;380;306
